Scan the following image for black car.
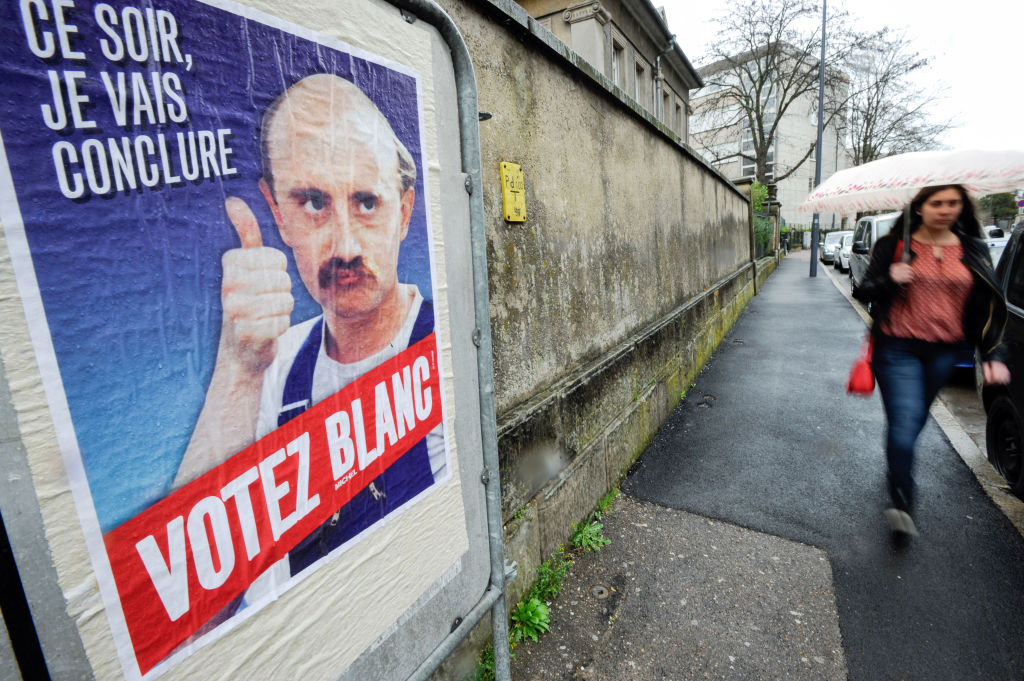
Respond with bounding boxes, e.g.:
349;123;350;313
977;228;1024;495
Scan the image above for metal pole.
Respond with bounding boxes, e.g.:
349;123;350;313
831;126;838;230
809;0;826;277
747;185;758;295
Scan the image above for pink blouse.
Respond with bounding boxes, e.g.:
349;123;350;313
881;239;973;344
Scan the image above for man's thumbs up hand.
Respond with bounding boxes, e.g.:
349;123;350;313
219;197;294;377
227;197;264;249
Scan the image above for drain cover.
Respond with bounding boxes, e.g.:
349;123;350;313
591;585;609;599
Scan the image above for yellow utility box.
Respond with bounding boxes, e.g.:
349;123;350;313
500;161;526;222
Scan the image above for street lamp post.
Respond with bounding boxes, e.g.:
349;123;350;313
809;0;826;277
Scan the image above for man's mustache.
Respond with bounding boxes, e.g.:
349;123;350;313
318;257;380;288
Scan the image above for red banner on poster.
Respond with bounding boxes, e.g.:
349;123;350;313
104;334;441;674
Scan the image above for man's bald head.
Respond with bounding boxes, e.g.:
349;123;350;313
259;74;416;199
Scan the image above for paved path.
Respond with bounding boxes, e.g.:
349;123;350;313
622;250;1024;681
511;495;847;681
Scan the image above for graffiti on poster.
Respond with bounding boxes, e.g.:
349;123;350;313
0;0;452;676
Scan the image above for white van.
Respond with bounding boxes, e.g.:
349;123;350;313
849;211;901;288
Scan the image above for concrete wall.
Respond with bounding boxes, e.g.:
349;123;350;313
433;0;755;659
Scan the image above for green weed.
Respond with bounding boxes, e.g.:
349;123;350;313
529;546;570;602
510;598;550;643
571;512;611;553
598;488;619;514
467;645;495;681
469;501;615;670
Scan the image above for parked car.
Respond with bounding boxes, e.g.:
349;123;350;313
977;229;1024;496
986;236;1010;268
849;212;900;289
820;230;852;265
835;233;854;272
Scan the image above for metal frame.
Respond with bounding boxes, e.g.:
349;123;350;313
386;2;512;680
0;335;90;681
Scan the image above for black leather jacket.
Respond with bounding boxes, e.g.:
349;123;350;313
851;229;1008;363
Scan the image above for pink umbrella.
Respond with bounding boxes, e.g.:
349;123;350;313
800;149;1024;214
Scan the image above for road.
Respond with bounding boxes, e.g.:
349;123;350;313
623;250;1024;681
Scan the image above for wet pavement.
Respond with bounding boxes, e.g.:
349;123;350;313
510;249;1024;681
824;254;1024;532
511;496;846;681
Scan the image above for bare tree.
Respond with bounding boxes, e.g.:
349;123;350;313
692;0;872;184
845;30;951;166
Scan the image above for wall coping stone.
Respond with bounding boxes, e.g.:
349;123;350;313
450;0;746;201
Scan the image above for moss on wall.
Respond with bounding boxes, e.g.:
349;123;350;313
425;6;767;677
435;0;755;547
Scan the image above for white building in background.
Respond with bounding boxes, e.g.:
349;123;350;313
689;48;852;231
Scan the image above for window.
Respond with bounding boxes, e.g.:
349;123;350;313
662;92;670;122
688;112;715;135
701;142;736;166
634;62;647;107
741;127;773;180
612;42;625;88
854;222;867;248
675;103;683;132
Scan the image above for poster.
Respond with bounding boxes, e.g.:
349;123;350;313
0;0;458;676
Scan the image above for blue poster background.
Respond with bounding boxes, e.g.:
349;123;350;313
0;0;432;533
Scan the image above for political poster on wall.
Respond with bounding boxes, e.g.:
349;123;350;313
0;0;462;677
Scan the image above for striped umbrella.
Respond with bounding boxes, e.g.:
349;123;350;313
800;149;1024;214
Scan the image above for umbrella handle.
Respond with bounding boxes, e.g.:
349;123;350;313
901;204;912;263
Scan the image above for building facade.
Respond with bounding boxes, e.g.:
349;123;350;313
517;0;702;141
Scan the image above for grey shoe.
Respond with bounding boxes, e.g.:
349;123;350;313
885;508;919;537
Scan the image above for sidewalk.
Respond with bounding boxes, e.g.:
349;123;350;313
510;249;1024;681
510;496;846;680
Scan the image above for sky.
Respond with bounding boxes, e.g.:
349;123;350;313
658;0;1024;152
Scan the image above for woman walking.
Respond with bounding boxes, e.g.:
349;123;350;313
853;184;1010;537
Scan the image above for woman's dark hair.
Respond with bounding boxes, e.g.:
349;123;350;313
891;184;983;239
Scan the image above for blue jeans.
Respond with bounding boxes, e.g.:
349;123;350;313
872;334;963;511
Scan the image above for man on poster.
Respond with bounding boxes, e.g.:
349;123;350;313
175;73;445;582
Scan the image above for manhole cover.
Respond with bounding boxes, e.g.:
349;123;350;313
591;585;609;599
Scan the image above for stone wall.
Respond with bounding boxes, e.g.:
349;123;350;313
434;0;757;609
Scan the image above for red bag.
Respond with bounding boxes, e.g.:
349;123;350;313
846;240;904;396
846;335;875;396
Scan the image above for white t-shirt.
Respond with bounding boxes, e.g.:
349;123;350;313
242;288;446;607
254;288;445;478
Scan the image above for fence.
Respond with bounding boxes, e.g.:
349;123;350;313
754;210;771;259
